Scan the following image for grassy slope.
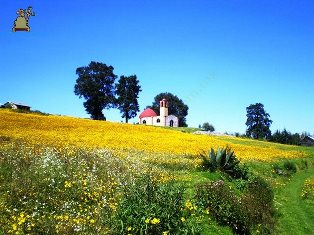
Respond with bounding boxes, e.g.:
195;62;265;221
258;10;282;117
2;109;314;234
187;147;314;234
158;126;202;133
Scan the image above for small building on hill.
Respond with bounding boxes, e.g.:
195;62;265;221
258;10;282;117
139;99;179;127
300;136;314;147
1;102;31;111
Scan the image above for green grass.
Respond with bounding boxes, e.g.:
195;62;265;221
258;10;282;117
157;126;202;133
274;167;314;234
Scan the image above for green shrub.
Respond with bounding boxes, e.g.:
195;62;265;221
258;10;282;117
273;160;297;176
230;164;249;180
114;174;201;234
201;146;249;180
234;178;248;192
283;160;297;173
247;176;274;205
195;176;275;235
241;176;275;234
300;159;309;170
195;180;250;235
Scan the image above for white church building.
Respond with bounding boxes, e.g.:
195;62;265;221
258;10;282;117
139;99;179;127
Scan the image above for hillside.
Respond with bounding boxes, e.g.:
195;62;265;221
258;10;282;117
0;109;306;161
1;109;313;234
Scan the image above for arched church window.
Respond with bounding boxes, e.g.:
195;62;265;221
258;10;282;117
143;120;146;124
157;118;160;123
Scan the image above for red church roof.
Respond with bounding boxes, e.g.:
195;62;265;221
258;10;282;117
139;108;157;118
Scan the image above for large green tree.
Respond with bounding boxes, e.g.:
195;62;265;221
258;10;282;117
74;61;117;120
245;103;272;139
150;92;189;127
202;122;215;132
116;75;142;123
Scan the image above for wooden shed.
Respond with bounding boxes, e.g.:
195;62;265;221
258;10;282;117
300;136;314;147
1;102;31;111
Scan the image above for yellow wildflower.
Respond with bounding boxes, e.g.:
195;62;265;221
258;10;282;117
64;181;72;188
185;200;197;211
12;223;17;231
151;218;160;225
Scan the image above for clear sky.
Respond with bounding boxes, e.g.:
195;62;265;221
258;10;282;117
1;0;313;134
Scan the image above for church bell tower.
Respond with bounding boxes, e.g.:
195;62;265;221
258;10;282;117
160;98;168;117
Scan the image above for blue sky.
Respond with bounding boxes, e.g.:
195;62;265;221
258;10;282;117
1;0;313;134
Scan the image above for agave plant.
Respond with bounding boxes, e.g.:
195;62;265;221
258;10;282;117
201;146;248;179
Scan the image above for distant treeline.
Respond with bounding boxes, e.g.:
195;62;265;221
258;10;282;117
269;129;310;146
234;129;311;146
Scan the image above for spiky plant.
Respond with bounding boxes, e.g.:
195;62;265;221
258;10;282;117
201;146;248;179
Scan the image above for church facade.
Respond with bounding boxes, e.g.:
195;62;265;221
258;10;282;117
139;99;179;127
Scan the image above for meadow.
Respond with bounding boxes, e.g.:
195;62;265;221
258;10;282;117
0;109;313;234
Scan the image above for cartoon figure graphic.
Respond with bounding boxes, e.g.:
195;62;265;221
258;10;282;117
12;6;35;32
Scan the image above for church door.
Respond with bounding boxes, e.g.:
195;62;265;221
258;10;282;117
170;120;174;127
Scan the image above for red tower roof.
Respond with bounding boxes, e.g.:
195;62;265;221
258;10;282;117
139;108;157;118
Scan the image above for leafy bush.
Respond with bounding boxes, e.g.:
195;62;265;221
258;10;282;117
241;176;275;234
195;180;250;234
201;146;249;180
283;160;297;173
273;160;297;176
300;159;309;170
114;174;201;234
230;164;249;180
195;177;275;235
234;178;248;192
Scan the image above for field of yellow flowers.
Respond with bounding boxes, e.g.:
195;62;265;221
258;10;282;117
1;109;313;234
0;109;306;162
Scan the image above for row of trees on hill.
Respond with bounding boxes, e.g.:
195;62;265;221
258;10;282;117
269;129;309;145
245;102;310;145
74;61;189;126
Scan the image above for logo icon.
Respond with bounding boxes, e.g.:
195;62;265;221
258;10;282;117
12;6;35;32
